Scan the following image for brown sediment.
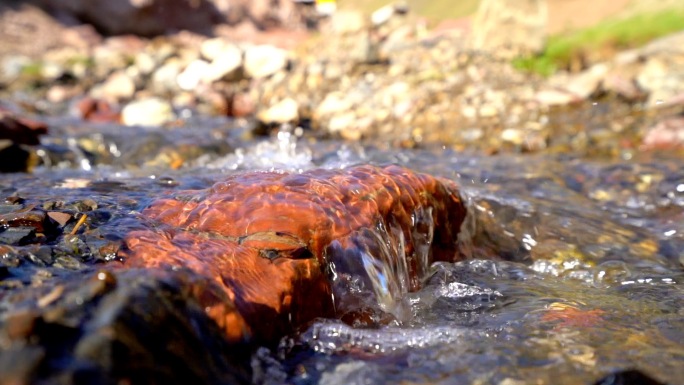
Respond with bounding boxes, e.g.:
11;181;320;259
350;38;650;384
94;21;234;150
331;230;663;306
120;165;467;343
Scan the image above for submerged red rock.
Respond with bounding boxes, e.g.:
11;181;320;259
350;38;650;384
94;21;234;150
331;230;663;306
121;165;467;343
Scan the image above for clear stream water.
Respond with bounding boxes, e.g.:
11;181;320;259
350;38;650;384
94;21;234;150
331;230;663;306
2;117;684;385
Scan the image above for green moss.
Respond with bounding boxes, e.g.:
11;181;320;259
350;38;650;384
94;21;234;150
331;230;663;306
19;62;43;78
515;8;684;76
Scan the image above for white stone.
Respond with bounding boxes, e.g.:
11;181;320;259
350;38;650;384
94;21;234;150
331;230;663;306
177;59;211;91
501;128;524;145
534;89;578;107
150;59;183;94
135;51;157;75
328;111;357;133
244;45;289;79
564;63;608;99
121;98;175;126
100;70;136;101
203;45;243;83
200;37;230;61
315;92;354;120
257;98;299;124
371;4;395;26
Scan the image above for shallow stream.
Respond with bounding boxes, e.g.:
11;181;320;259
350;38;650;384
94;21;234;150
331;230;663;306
1;114;683;384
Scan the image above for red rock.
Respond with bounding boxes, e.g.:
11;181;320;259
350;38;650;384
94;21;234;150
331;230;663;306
641;116;684;150
0;108;48;145
121;165;467;343
73;97;121;123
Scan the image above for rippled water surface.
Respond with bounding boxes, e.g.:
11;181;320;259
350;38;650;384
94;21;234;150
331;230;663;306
2;117;684;384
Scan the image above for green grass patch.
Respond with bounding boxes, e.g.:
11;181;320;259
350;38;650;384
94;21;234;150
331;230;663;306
514;8;684;76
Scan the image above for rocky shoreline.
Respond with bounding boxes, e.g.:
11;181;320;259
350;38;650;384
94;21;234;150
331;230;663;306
1;1;683;165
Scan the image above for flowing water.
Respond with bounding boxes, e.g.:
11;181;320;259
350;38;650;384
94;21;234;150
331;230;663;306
2;116;684;384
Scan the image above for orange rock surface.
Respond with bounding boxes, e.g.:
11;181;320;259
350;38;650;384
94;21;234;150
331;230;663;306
121;165;467;343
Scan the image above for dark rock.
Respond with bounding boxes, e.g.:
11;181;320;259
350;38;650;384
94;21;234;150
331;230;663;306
0;227;36;246
0;268;252;384
0;108;48;145
34;0;224;36
0;209;55;233
0;143;35;173
593;369;666;385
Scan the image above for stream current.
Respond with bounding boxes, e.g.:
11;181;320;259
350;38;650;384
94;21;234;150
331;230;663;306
1;116;684;385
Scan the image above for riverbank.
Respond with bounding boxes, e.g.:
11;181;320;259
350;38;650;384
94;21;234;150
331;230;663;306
1;1;683;170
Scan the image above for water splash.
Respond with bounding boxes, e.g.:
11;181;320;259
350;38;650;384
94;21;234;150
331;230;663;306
328;208;440;323
295;320;469;355
208;124;313;171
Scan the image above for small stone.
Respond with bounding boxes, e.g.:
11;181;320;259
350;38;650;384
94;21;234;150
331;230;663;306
534;89;579;107
244;45;288;79
200;37;232;61
204;45;243;83
121;98;175;127
228;93;255;118
314;92;353;120
479;104;499;118
642;117;684;150
371;4;395;26
328;111;357;134
603;74;645;101
99;70;136;101
0;227;35;245
257;98;299;124
564;63;608;99
150;59;183;95
47;211;73;227
177;60;211;91
501;128;524;145
135;51;158;75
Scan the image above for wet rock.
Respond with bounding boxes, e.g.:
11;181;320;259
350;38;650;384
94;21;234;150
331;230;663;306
0;227;36;246
72;97;121;123
244;45;289;79
122;165;467;342
121;98;175;127
0;209;54;234
0;108;48;146
593;369;666;385
0;269;252;384
0;143;35;173
227;92;256;118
